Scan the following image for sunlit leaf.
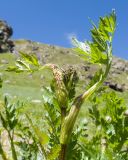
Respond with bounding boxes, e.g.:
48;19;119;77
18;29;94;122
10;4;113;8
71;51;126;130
19;52;40;66
72;10;116;65
16;60;31;71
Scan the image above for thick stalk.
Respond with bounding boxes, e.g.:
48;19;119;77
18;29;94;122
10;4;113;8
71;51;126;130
60;81;101;145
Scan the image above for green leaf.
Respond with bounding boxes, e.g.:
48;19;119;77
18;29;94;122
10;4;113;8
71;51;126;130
16;60;31;71
10;119;18;130
42;87;54;104
72;10;116;65
0;113;7;129
6;52;40;73
47;144;61;160
34;127;49;145
90;43;107;64
6;66;23;73
91;25;107;51
0;97;19;130
19;52;40;67
42;86;60;111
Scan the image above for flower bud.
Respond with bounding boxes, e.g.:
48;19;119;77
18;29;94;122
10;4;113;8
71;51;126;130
47;64;68;108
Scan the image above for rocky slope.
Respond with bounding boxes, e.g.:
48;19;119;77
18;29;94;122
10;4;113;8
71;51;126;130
13;39;128;92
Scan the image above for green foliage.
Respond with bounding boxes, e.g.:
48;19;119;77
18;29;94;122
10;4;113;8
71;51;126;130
0;98;42;160
0;97;18;130
79;91;128;159
0;97;19;160
26;114;49;159
72;10;116;65
91;11;116;52
16;125;39;160
42;86;61;159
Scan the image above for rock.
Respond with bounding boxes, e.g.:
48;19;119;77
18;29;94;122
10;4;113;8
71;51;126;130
87;74;93;80
0;20;14;53
114;63;125;71
104;82;124;92
123;84;128;90
32;46;39;51
60;50;65;54
83;65;90;71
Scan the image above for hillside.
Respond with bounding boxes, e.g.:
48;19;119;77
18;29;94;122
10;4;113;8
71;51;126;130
0;39;128;102
14;39;128;90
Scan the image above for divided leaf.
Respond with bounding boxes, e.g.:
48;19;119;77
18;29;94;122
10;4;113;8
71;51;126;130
91;10;116;50
72;10;116;65
0;97;18;130
6;52;40;73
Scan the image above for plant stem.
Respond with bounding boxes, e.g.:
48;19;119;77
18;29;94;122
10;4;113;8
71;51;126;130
59;144;67;160
60;95;83;145
60;81;101;145
8;131;17;160
0;143;7;160
61;108;66;123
